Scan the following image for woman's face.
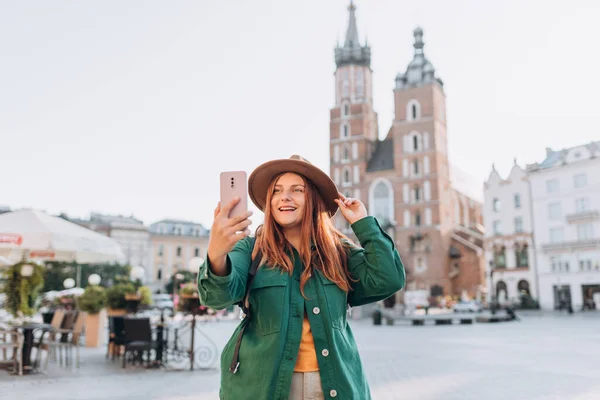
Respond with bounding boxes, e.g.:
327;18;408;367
270;172;306;231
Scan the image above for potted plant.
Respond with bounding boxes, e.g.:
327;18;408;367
106;283;135;315
178;283;202;314
0;261;45;319
138;286;153;310
76;285;107;347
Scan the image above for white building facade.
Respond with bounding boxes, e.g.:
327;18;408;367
484;162;538;305
528;143;600;311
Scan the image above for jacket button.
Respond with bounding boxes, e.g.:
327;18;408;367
313;307;320;315
330;389;337;397
321;349;329;357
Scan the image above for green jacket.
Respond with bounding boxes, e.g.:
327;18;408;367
197;216;405;399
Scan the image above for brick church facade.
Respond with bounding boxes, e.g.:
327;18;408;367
330;3;486;302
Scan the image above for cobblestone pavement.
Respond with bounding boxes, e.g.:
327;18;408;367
1;311;599;400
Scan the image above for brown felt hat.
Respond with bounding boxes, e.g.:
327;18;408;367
248;155;339;216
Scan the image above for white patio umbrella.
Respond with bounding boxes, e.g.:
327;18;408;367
0;209;125;264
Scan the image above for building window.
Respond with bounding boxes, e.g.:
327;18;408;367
425;208;432;226
423;181;431;201
194;248;200;257
415;256;426;273
342;144;350;161
404;210;410;227
158;244;164;256
514;217;523;233
548;203;561;220
413;160;419;175
493;198;500;212
343;168;351;186
343;103;350;117
575;198;588;213
406;100;421;121
157;269;162;280
423;156;430;175
494;246;506;268
574;173;587;188
514;194;521;209
340;124;349;139
414;186;421;202
577;223;593;240
546;179;559;194
373;181;391;226
415;211;421;227
550;227;564;243
493;220;501;235
176;246;182;257
515;244;529;267
413;136;419;151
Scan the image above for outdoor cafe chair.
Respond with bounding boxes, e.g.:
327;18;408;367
122;317;158;369
43;311;87;369
0;328;24;375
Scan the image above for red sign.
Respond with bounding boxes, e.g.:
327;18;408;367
0;234;23;245
29;250;55;259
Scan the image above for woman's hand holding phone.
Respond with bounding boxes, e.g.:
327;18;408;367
206;197;253;276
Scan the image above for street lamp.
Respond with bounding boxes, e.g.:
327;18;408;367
130;266;145;282
88;273;101;286
20;264;34;277
63;278;75;289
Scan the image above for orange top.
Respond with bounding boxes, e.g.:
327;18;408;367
293;313;319;372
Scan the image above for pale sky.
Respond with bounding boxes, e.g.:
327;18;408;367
1;0;599;230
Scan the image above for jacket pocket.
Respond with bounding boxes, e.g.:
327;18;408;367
322;280;348;330
249;271;288;336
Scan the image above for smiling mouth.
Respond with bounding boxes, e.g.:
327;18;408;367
278;207;297;212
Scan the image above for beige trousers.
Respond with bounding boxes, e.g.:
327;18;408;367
288;372;325;400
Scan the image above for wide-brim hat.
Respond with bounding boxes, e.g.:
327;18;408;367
248;155;339;216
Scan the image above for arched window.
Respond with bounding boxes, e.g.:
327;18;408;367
407;99;421;121
415;211;421;226
425;208;432;225
342;103;350;117
340;124;350;139
342;144;351;161
496;281;508;302
413;136;419;151
517;280;530;296
414;186;421;202
343;168;351;185
373;181;390;225
413;160;420;175
424;181;431;201
369;179;395;227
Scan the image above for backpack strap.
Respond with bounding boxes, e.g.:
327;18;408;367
229;239;262;374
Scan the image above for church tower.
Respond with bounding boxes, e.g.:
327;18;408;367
329;1;379;233
391;28;453;293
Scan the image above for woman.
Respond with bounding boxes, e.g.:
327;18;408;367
198;155;405;399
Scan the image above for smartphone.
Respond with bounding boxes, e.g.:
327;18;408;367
220;171;248;219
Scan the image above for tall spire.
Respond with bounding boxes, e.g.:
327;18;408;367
335;1;371;68
344;1;359;48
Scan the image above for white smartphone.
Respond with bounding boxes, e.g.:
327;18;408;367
219;171;248;219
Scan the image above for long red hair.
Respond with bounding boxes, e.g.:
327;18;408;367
252;172;357;296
